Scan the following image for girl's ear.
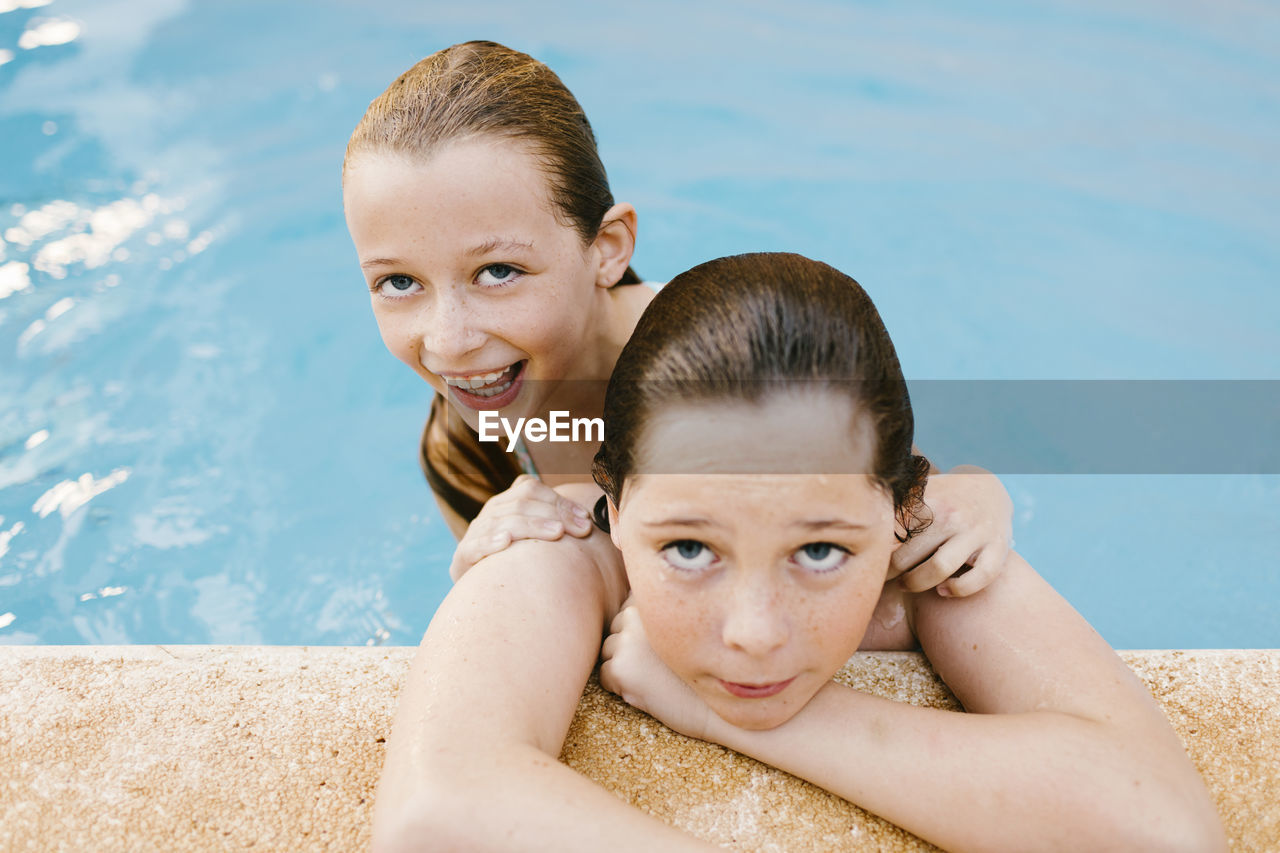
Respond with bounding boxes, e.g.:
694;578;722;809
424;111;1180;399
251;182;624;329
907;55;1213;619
607;497;622;550
593;203;637;288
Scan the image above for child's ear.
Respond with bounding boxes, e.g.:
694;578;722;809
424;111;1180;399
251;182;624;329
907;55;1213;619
593;203;637;288
607;498;622;550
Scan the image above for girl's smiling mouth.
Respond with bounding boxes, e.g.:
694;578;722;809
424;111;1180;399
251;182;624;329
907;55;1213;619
718;676;797;699
439;361;526;410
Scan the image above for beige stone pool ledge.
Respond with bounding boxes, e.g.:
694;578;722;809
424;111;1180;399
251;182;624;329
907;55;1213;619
2;647;1277;852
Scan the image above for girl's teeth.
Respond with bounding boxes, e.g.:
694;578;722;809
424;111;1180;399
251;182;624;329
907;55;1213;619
445;367;511;389
443;365;516;394
472;378;514;398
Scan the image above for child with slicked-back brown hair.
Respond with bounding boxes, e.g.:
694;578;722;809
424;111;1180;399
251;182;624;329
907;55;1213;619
594;253;1224;851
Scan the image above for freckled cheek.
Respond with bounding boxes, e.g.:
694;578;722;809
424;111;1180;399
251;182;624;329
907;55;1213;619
519;316;578;365
653;632;717;686
807;590;879;669
633;588;714;677
373;312;445;392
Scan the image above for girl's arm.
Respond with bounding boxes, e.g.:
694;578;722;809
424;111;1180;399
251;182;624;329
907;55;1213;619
373;499;716;852
698;554;1225;852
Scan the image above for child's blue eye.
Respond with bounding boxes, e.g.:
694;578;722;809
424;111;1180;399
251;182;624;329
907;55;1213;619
794;542;848;573
375;274;420;298
476;264;521;287
662;540;715;572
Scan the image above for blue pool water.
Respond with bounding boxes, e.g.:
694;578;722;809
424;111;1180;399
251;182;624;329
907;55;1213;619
0;1;1276;647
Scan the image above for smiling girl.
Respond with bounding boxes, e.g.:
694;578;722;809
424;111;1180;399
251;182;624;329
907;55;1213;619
592;253;1224;851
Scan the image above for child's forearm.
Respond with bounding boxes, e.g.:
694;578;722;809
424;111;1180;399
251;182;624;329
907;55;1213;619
374;535;713;853
705;683;1221;853
378;740;714;853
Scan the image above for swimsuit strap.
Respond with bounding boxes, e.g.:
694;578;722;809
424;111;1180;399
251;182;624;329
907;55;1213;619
513;436;540;478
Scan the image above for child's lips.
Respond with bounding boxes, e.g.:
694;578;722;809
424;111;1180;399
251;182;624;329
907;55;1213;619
440;361;526;410
718;676;796;699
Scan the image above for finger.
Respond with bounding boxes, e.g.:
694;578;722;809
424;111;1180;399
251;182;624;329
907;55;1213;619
466;529;513;564
480;476;559;514
599;659;619;694
609;602;636;636
888;530;942;578
557;496;594;536
941;543;1008;598
488;492;590;536
471;499;555;531
473;516;566;548
601;632;619;661
509;473;539;490
509;474;560;500
899;536;977;593
450;529;512;581
488;497;563;522
506;514;567;541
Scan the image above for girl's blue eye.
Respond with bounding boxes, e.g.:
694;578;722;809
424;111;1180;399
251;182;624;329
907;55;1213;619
794;542;848;573
376;274;420;298
476;263;521;287
662;540;715;572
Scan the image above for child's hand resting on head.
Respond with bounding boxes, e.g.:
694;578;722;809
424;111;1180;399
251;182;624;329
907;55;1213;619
600;600;714;742
449;475;595;582
890;465;1014;597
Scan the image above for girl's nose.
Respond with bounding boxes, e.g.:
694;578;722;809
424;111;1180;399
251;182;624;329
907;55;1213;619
721;582;790;658
418;289;486;363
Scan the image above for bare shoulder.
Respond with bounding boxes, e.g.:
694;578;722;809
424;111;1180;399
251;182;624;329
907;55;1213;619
497;507;629;623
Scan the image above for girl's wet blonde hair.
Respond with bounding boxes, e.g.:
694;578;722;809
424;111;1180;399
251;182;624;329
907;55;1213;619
346;41;639;521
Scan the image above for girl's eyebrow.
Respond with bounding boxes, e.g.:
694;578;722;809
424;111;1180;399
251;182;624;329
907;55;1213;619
640;517;724;531
360;256;404;270
790;519;870;532
639;518;870;532
359;238;532;270
466;237;534;256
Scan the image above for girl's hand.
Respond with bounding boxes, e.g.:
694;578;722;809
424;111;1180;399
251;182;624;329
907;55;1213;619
600;601;714;742
889;465;1014;597
449;475;594;582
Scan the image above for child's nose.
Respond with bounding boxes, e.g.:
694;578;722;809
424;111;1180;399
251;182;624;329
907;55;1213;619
418;290;486;362
720;582;789;658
